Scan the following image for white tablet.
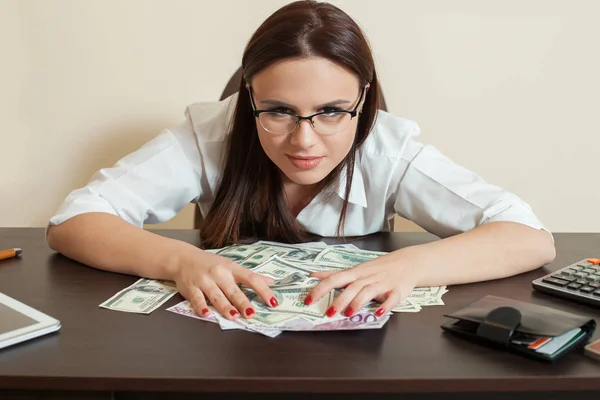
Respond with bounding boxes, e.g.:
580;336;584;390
0;292;61;350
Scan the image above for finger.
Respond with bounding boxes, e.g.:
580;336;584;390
309;270;338;279
186;287;211;318
218;278;256;319
305;270;357;306
200;280;240;320
328;279;371;318
346;283;387;317
374;290;403;317
235;268;279;308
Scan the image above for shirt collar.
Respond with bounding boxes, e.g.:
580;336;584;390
335;158;368;208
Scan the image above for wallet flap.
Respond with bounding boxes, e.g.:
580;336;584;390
444;295;594;336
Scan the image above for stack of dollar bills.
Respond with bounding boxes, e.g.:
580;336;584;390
100;240;448;337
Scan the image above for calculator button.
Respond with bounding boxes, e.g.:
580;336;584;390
573;272;589;279
542;277;569;287
584;268;597;274
567;283;583;290
575;279;588;285
593;289;600;297
587;258;600;265
572;266;584;271
590;282;600;289
551;274;576;282
580;286;595;294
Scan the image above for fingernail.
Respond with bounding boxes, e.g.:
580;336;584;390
245;307;254;316
375;308;385;317
326;306;337;318
304;295;313;305
201;308;210;316
343;307;354;317
270;297;279;307
229;309;239;317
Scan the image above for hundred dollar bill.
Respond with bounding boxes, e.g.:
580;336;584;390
275;259;348;273
100;278;178;314
391;299;422;313
250;256;313;281
215;244;284;269
331;243;360;250
223;317;284;337
313;248;386;267
270;277;321;290
212;311;283;337
251;242;324;262
215;243;323;269
214;244;264;262
406;286;448;306
243;286;334;319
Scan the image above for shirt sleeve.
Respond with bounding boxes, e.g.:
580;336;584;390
48;119;203;229
393;140;553;241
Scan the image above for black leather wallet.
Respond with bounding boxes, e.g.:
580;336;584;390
441;295;597;362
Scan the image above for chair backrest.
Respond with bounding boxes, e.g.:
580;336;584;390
194;66;389;230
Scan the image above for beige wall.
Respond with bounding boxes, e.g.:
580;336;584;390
1;0;599;232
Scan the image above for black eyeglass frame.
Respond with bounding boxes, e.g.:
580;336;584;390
247;85;367;134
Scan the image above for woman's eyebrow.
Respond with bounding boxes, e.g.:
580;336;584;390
259;99;352;109
315;99;352;109
260;99;295;108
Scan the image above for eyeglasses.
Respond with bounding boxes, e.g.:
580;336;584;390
247;85;366;135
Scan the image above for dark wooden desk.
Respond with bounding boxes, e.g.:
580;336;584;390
0;228;599;399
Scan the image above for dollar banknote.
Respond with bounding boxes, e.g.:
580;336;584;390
242;285;334;319
99;278;178;314
216;242;323;268
313;247;387;267
406;286;448;306
166;300;390;337
103;240;449;333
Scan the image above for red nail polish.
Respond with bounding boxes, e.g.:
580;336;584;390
201;308;209;316
304;295;313;305
229;309;238;317
245;307;254;316
326;306;337;317
344;307;354;317
270;297;279;307
375;308;385;317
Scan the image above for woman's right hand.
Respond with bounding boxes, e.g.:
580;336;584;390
172;247;278;320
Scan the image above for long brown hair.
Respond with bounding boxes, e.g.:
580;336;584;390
200;0;381;248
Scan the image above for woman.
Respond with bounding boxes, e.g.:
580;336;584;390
47;0;555;322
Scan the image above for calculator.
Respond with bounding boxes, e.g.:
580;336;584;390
532;258;600;308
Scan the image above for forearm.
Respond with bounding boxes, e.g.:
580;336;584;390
387;221;556;287
46;212;195;280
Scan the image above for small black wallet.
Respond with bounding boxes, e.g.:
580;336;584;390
441;295;597;362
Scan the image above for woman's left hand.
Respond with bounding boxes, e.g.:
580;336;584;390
303;254;420;318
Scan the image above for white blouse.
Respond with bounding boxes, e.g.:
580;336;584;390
49;93;550;239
